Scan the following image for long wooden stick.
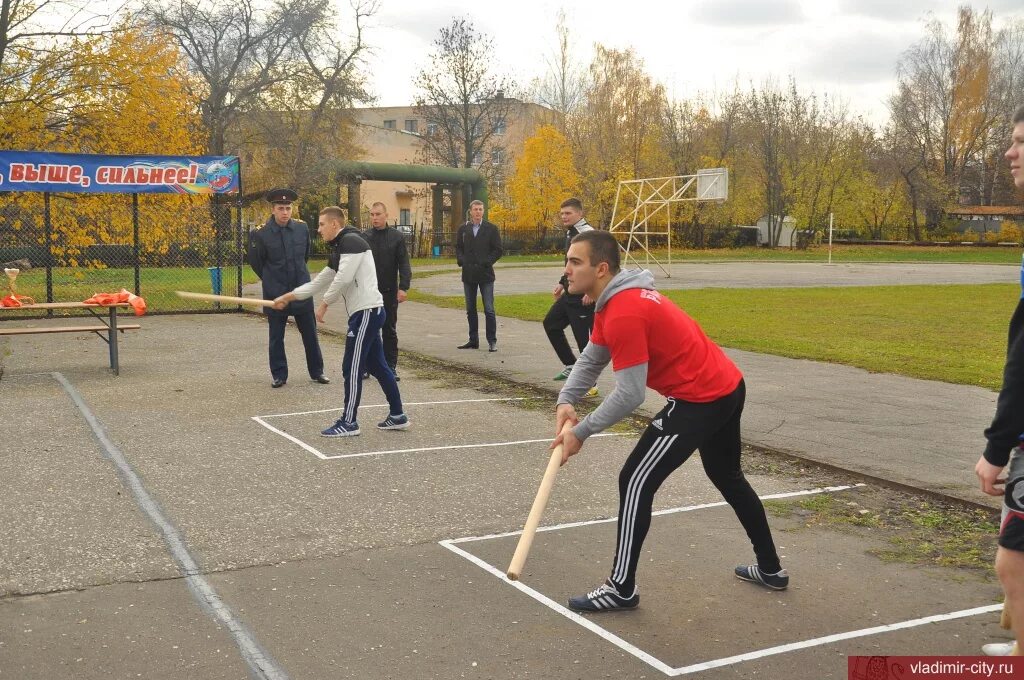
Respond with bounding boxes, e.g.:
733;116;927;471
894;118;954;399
507;422;574;581
175;291;277;307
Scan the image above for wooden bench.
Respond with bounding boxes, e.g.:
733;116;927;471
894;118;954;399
0;302;140;375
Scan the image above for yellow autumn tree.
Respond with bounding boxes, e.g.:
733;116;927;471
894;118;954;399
1;27;204;268
506;124;580;228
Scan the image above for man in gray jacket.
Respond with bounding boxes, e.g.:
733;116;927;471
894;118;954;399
273;206;407;437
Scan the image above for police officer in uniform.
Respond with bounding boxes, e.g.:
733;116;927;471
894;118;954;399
248;188;329;388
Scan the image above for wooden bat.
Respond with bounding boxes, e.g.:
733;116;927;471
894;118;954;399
507;422;574;581
175;291;277;307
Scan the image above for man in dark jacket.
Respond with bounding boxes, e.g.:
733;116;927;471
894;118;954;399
363;202;412;377
976;104;1024;657
455;200;503;351
248;188;329;388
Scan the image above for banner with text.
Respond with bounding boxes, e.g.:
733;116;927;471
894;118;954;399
0;152;239;195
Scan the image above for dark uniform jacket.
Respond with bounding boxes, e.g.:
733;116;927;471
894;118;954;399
248;216;315;316
455;220;503;284
362;226;412;293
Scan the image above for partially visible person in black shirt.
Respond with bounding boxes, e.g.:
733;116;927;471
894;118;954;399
975;104;1024;657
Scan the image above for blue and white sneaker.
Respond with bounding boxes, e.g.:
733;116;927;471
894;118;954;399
567;580;639;612
321;419;360;437
377;413;410;430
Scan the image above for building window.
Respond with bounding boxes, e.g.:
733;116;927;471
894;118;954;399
400;208;411;224
472;151;482;166
492;149;505;166
383;119;396;129
426;122;438;136
404;119;418;133
494;120;507;135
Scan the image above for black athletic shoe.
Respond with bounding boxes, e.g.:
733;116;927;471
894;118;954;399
271;378;286;388
312;375;331;384
735;565;789;590
567;581;639;612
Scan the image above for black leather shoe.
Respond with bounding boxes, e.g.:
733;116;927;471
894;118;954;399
488;342;498;352
457;341;479;349
312;375;331;384
271;378;286;388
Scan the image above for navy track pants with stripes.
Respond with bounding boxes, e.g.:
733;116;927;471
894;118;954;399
341;306;403;424
609;379;781;594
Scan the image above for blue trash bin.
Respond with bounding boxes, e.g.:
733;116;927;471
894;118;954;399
432;245;440;258
207;267;223;295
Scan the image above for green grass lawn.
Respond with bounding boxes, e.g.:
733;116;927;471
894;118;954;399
409;244;1024;267
409;283;1020;390
618;244;1024;264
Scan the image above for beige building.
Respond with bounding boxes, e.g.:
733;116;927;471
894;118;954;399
347;100;556;227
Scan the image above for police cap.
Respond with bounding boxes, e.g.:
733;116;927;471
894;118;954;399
265;188;298;204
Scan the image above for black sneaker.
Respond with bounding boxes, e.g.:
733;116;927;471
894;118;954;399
567;581;639;612
735;565;789;590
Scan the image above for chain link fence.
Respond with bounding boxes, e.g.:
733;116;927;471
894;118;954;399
0;192;244;319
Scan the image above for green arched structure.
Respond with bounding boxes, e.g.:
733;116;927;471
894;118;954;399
325;160;487;230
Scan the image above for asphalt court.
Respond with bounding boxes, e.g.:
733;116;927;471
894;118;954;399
447;485;1003;677
0;315;1009;679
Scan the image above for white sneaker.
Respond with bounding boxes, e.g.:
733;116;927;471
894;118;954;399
981;641;1015;656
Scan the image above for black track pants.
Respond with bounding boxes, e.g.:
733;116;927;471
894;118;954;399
608;380;781;594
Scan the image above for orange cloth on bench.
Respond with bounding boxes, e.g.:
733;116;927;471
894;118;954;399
82;289;147;316
1;294;35;307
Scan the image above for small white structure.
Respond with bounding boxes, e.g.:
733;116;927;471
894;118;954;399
756;215;797;247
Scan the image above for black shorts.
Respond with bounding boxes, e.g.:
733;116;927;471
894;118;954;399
998;447;1024;552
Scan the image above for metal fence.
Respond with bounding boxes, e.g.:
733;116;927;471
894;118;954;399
1;192;243;318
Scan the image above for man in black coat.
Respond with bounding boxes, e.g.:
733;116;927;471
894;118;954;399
455;200;503;351
363;202;412;377
248;188;329;388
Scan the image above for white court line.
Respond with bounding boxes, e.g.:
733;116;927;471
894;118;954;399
251;411;624;460
251;417;328;460
669;603;1003;676
441;483;1000;676
447;484;867;544
257;397;528;419
251;395;626;458
439;539;677;677
318;433;624;460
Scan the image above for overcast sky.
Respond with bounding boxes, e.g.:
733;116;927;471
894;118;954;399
357;0;1024;125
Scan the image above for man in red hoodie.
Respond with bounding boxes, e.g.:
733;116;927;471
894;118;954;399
552;229;785;612
976;104;1024;657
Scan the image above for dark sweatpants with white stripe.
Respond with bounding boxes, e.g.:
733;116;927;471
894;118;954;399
341;307;403;424
608;379;781;595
